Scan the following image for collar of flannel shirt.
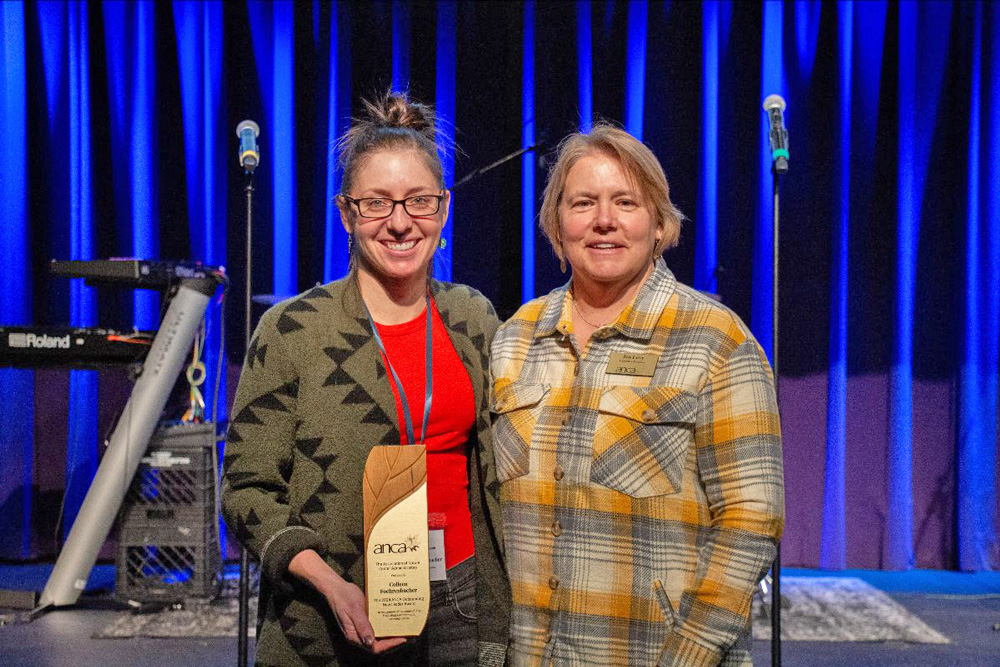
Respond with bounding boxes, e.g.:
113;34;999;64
533;258;677;342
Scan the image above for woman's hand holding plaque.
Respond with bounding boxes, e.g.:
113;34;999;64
288;549;408;653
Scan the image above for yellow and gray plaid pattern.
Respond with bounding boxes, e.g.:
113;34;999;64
491;260;784;667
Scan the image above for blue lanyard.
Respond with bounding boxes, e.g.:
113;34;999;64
364;294;434;445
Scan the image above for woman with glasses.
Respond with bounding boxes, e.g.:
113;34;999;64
223;91;509;667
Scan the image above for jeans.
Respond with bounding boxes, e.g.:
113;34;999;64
419;556;478;666
369;556;478;667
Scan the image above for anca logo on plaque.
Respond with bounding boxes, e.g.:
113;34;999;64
372;534;421;555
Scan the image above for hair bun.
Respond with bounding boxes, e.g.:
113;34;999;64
338;89;450;193
365;90;435;138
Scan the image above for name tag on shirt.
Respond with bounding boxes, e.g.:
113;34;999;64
428;529;446;581
606;352;658;377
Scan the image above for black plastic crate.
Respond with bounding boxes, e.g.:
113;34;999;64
119;515;218;547
116;422;222;602
118;543;220;601
122;425;217;508
120;503;216;532
127;461;215;505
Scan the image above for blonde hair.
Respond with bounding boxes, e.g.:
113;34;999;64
539;123;684;265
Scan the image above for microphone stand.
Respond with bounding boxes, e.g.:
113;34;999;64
237;172;254;667
761;94;789;667
770;154;787;667
451;143;543;191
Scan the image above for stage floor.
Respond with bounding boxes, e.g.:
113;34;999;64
0;565;997;666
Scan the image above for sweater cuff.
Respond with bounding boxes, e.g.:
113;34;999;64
259;526;325;593
658;631;723;667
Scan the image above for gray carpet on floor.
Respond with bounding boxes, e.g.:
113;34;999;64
94;593;258;639
94;574;258;640
94;577;949;644
751;577;949;643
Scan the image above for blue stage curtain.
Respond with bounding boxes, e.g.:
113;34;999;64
958;1;1000;572
576;0;593;133
392;0;411;94
819;0;852;571
753;0;785;365
323;0;350;284
521;0;536;302
0;0;997;572
248;0;297;301
624;0;647;141
0;0;32;560
36;0;100;539
695;0;720;295
433;0;456;281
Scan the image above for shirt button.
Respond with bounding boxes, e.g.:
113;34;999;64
549;575;559;590
551;520;562;536
553;465;564;481
545;632;553;643
561;413;571;425
642;408;657;423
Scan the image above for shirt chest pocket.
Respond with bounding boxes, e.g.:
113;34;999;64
591;385;697;498
490;382;549;483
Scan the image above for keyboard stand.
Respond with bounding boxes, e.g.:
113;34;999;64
38;274;221;608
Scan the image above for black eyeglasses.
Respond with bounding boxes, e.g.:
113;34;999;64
340;193;445;220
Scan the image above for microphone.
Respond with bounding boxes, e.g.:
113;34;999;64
762;94;789;175
236;120;260;173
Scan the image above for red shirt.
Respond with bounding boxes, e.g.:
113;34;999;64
373;300;475;567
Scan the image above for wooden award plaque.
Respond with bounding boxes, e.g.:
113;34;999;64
362;445;430;637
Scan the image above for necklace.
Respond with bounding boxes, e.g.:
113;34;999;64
573;300;612;329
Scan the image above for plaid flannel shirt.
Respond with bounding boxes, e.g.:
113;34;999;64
490;260;784;667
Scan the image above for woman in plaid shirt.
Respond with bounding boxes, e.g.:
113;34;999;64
491;125;784;666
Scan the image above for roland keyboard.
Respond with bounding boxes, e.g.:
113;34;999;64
0;326;155;369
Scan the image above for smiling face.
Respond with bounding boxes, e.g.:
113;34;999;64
339;149;449;288
559;151;661;295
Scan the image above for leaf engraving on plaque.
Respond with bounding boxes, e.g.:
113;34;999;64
363;445;427;545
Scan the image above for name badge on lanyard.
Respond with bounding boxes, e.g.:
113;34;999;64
428;513;447;582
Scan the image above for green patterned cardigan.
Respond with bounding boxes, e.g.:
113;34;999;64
222;277;510;666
